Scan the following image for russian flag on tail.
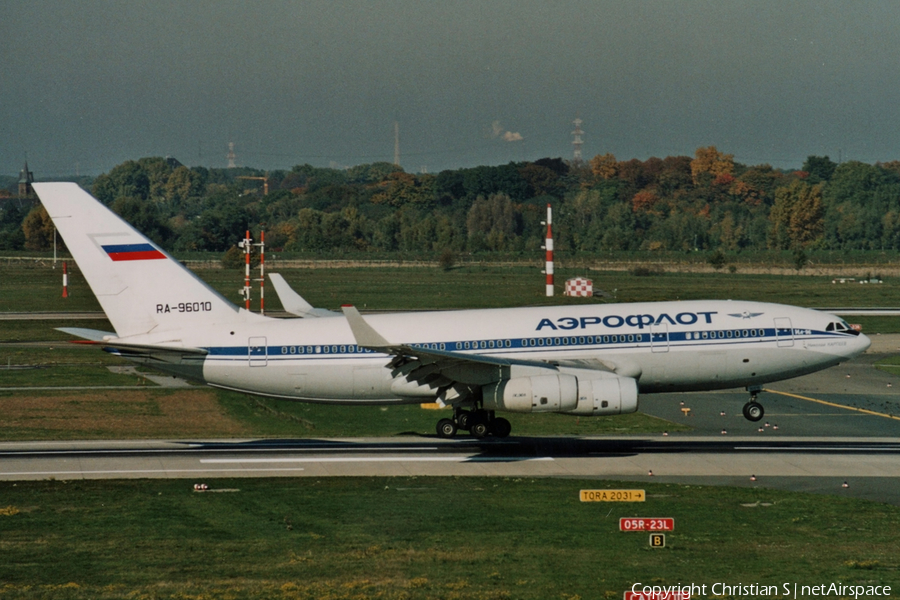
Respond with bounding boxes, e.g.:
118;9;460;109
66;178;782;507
102;243;166;261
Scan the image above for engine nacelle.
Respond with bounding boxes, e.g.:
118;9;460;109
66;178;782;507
483;374;578;413
565;374;638;416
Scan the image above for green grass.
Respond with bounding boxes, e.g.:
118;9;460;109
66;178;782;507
0;319;114;342
876;355;900;376
0;345;147;387
0;478;897;599
0;389;689;441
218;392;690;438
2;262;899;315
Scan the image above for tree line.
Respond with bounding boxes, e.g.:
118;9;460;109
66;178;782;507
3;149;900;257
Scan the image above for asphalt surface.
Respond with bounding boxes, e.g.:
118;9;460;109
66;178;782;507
1;335;898;504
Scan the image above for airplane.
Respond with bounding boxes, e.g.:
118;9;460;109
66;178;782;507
33;182;871;438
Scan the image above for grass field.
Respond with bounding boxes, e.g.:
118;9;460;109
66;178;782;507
0;388;689;441
2;262;899;315
0;478;898;600
876;355;900;376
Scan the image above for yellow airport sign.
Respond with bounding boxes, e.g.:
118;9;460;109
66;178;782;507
580;489;646;502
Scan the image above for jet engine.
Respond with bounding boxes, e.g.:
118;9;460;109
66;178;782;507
483;374;578;413
565;374;638;416
482;372;637;415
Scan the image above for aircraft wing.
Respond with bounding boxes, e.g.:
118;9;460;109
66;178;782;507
342;305;561;404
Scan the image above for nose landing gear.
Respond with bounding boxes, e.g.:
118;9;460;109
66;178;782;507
742;386;764;422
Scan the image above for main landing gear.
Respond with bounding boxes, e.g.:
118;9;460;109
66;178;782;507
436;408;511;439
742;387;764;422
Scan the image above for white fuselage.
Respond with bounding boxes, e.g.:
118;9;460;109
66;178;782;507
134;300;870;405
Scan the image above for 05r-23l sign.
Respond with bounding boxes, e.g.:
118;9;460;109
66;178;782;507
619;518;674;531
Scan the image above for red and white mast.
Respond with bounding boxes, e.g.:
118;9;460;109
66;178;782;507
241;230;252;310
544;203;554;297
257;231;265;315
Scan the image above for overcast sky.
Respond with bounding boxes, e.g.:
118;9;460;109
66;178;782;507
3;1;900;177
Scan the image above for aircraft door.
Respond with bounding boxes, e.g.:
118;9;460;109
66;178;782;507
650;323;669;353
774;318;793;348
249;336;268;367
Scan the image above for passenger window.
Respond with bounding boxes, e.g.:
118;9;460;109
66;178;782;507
701;331;708;339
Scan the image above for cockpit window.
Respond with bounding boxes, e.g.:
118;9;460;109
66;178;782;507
828;320;860;335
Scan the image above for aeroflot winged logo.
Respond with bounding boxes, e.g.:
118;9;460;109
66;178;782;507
101;243;166;262
728;311;764;319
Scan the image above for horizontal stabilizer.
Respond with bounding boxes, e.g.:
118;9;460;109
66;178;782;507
56;327;117;342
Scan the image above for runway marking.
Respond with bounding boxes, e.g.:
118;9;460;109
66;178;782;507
765;389;900;421
734;446;900;451
200;456;555;464
0;468;307;477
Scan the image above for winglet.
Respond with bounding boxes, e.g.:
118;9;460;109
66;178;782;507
269;273;340;318
341;305;391;348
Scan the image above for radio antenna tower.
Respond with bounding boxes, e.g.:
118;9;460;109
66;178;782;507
227;142;237;168
572;118;584;163
393;122;400;166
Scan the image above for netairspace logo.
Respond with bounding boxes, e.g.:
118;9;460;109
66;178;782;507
628;582;892;600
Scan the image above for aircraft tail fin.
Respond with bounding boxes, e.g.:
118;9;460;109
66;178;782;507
33;182;261;338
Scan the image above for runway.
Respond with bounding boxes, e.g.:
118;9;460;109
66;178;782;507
0;340;898;503
2;435;900;500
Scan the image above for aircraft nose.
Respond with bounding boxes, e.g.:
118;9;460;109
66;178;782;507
856;332;872;354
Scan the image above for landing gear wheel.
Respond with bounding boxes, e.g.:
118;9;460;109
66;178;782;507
469;414;490;439
470;420;490;439
455;410;471;431
490;417;512;438
436;418;458;438
743;401;764;422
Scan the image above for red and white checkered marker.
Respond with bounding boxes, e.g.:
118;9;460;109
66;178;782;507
564;277;593;297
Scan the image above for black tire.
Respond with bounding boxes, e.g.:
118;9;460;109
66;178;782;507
469;419;490;439
490;417;512;438
436;418;457;438
743;401;764;422
455;410;471;431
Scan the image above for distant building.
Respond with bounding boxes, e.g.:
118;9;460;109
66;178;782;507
18;162;34;198
165;157;185;169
